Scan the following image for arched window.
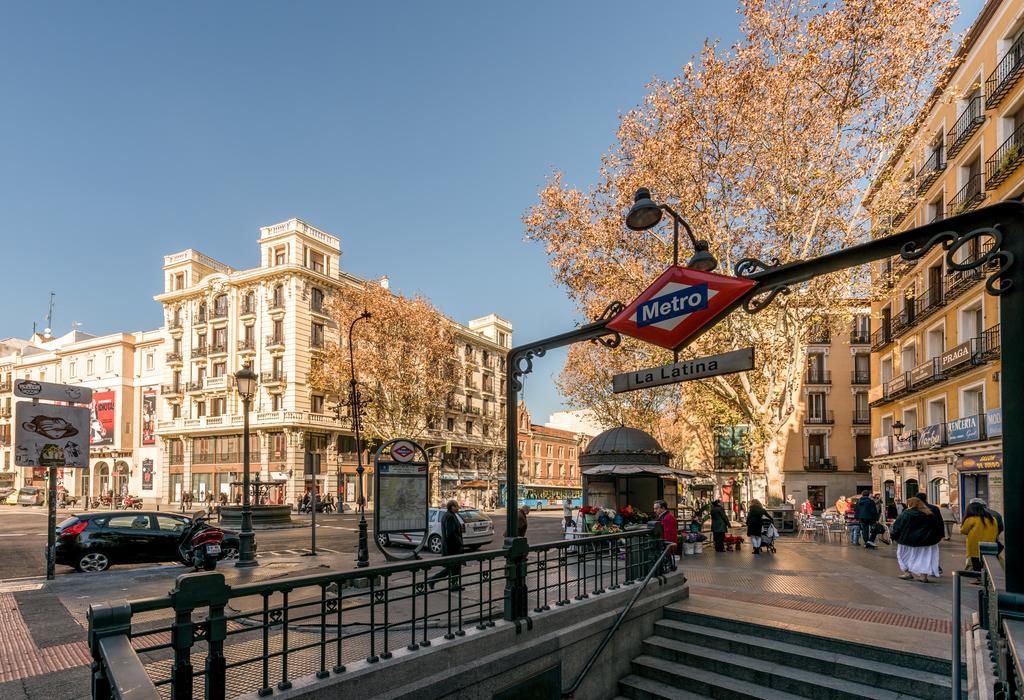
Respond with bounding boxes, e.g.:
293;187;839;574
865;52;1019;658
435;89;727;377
213;294;228;317
243;292;255;314
310;287;325;313
272;284;284;308
198;302;207;322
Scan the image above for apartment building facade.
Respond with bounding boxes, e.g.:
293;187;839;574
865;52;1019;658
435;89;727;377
154;218;510;508
865;0;1018;515
780;311;874;510
514;402;586;507
0;329;163;499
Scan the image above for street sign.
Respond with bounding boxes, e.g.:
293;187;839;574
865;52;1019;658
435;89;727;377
390;440;417;463
607;266;757;350
373;439;431;561
13;379;92;405
612;347;755;393
14;403;90;468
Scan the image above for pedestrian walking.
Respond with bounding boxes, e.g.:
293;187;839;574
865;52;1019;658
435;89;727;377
563;499;573;530
710;499;730;552
854;490;880;548
429;500;464;590
939;503;956;540
652;500;678;557
969;498;1004;553
746;499;768;554
517;505;530;538
960;501;999;577
890;497;942;582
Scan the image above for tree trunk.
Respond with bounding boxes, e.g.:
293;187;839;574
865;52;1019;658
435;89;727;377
761;432;788;502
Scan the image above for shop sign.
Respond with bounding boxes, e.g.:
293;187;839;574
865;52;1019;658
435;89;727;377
986;408;1002;438
947;415;981;445
868;385;885;403
892;434;914;453
910;360;938;385
13;379;93;404
871;436;891;456
939;341;973;373
888;373;908;394
919;423;944;449
957;452;1002;472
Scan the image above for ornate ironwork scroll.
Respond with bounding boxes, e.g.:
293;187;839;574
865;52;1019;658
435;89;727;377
900;225;1014;296
735;257;790;313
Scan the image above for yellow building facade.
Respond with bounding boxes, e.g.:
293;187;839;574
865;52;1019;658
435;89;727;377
866;0;1021;515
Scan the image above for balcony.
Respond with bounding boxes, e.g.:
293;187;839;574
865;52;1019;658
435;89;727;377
804;457;837;472
196;311;207;324
805;369;831;385
166;352;182;364
916;147;945;195
945;240;993;301
891;305;916;339
986;34;1024;108
851;370;870;385
161;384;183;397
887;372;910;398
167;320;183;333
946;96;985;159
912;284;945;324
185;381;204;393
240;302;256;318
211;306;229;320
980;323;1001;360
946;172;985;219
266;335;285;350
849;329;871;345
192;346;208;358
208;343;228;357
237;339;255;353
987;121;1024;189
269;298;285;313
260;372;287;386
205;375;231;391
909;357;942;390
870;325;892;351
852;409;871;425
804;410;834;425
0;382;11;393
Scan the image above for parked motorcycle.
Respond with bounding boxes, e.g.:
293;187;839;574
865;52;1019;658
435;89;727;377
177;510;225;571
120;495;143;510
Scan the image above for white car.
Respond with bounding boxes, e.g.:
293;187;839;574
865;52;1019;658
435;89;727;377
377;507;494;553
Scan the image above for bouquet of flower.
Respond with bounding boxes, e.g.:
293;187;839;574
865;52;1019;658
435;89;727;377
579;505;600;515
723;534;745;551
618;505;649;525
680;532;707;544
592;522;622;534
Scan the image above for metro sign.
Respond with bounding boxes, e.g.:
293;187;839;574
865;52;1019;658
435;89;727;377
607;266;757;350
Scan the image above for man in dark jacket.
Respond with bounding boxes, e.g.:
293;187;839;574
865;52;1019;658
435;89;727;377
429;500;464;590
854;491;879;549
710;500;730;552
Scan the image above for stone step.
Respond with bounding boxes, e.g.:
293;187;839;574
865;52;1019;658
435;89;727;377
664;602;956;676
638;636;912;700
623;655;803;700
652;618;958;700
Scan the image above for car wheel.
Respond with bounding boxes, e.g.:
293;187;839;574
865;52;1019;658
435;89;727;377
220;546;239;561
376;533;390;547
77;552;110;573
428;534;443;554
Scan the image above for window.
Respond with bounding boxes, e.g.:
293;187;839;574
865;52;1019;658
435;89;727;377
173;272;185;290
546;462;553;477
498;331;508;347
243;292;255;314
195;401;206;417
518;440;525;453
244;325;254;345
901;342;916;372
807;433;827;462
172;370;181;390
87;359;94;375
210;397;225;417
309;251;325;274
213;327;227;349
927;325;945;359
447;417;455;431
197;366;207;384
881;414;893;436
106;515;150;530
272;284;284;308
213;294;228;317
855;392;869;414
40;370;45;382
465;344;473;361
273;246;286;266
311;322;324;348
311;394;325;414
558;446;564;458
172;403;181;419
146;353;154;371
273;319;283;342
198;302;207;322
534;444;540;456
272;394;283;411
928;398;947;426
272;356;284;377
105;355;112;372
156;516;188;533
807;393;826;419
311;288;325;313
902;408;918;432
173;337;182;354
929;195;944;224
961;384;985;417
466;420;474;435
959;299;983;343
546;445;553;457
213;362;226;377
880;355;893;384
69;361;76;378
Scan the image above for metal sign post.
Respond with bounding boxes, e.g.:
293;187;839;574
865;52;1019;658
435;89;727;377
14;381;92;580
373;439;430;561
303;452;321;556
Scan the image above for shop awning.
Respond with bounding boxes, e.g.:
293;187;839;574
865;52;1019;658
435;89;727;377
582;465;695;478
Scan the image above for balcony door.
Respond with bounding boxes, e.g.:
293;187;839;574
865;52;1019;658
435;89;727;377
807;433;826;464
855;434;870;467
927;264;943;303
807;392;825;420
807;353;825;380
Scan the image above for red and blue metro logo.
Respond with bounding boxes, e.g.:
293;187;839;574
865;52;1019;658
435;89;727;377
607;266;757;350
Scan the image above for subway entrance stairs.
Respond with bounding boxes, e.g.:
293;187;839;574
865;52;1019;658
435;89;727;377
615;596;966;699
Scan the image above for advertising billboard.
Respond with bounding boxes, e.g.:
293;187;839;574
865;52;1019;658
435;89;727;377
141;458;154;491
142;389;156;445
14;402;90;468
90;391;116;446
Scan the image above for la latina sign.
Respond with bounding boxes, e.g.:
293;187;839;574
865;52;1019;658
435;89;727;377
613;347;754;393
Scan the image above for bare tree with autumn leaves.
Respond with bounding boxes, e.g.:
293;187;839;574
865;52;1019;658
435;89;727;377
309;281;461;443
526;0;957;497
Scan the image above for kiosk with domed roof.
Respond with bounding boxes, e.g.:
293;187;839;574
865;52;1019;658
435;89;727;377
580;425;693;513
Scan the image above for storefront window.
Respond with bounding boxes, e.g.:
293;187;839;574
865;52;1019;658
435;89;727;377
806;485;826;511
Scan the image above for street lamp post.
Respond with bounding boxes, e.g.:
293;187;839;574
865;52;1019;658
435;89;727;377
235;363;258;567
349;311;373;568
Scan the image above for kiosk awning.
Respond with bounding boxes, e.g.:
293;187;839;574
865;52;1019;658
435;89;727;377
582;464;695;478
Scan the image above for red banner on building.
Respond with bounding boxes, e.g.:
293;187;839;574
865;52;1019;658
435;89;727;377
90;391;115;446
142;389;156;445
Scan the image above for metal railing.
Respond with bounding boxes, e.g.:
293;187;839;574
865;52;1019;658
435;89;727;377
849;329;871;345
851;369;870;384
981;323;1001;359
161;384;183;395
852;409;871;424
266;335;285;349
946;172;985;219
805;369;831;385
237;339;255;352
947;95;984;159
804;458;837;471
89;528;665;699
987;119;1024;188
804;410;834;425
892;303;916;338
192;346;208;358
870;324;892;351
260;371;287;384
914;283;945;322
986;32;1024;108
916;146;945;195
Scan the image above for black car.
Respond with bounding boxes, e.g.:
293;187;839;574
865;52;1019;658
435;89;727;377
54;511;244;572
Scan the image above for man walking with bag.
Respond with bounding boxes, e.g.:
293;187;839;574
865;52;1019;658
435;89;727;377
854;490;880;549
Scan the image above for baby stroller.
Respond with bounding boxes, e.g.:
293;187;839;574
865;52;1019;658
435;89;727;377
760;515;779;554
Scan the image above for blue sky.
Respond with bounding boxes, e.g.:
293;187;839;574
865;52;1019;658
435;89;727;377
0;1;983;424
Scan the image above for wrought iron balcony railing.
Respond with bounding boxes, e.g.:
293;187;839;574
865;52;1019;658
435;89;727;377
986;120;1024;189
804;457;837;471
916;146;945;195
981;323;1001;360
166;352;182;364
260;372;287;384
947;95;985;159
851;370;871;385
891;304;916;339
986;33;1024;108
161;384;183;396
853;409;871;424
946;172;985;218
946;239;994;300
805;370;831;385
191;346;208;358
870;325;892;351
912;283;945;323
211;307;229;319
849;329;871;345
237;339;255;352
265;335;285;349
804;410;834;425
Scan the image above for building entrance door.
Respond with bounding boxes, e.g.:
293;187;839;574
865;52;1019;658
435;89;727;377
905;478;919;500
961;474;989;508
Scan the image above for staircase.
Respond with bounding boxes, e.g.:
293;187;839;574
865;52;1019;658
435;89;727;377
616;600;966;699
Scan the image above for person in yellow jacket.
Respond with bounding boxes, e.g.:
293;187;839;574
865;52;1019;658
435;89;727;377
961;501;1000;573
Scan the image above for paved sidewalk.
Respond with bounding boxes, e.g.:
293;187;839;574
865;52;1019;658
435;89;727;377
0;531;976;698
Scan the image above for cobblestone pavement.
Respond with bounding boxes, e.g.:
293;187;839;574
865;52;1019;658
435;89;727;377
0;527;976;697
